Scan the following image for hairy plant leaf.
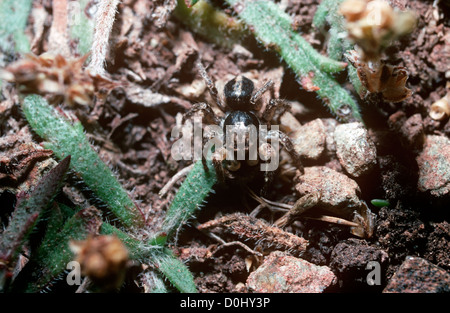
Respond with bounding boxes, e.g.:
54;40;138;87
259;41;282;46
21;95;144;228
0;0;32;54
22;206;102;293
160;159;217;242
0;156;71;291
152;249;198;293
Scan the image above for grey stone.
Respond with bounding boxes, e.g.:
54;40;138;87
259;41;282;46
247;251;337;293
383;256;450;293
416;135;450;197
334;122;377;177
296;166;361;217
291;118;327;160
321;118;339;154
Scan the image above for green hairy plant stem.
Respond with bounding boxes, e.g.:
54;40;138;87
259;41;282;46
223;0;362;122
21;206;103;293
0;156;71;291
152;249;198;293
159;159;217;242
174;0;247;49
313;0;363;95
0;0;33;54
20;95;213;292
101;223;198;292
69;0;94;55
21;95;144;228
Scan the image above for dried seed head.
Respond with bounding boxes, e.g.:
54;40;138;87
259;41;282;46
346;50;412;102
339;0;368;22
365;0;394;29
2;53;116;107
430;96;450;121
70;235;128;290
340;0;417;61
197;213;309;257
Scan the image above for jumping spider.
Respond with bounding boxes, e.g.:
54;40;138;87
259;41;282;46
183;61;304;195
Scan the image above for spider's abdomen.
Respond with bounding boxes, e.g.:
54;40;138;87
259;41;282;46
222;111;260;163
223;111;260;131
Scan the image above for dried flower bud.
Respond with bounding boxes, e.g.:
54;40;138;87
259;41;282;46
1;53;117;107
339;0;367;22
70;235;129;290
364;0;394;29
340;0;417;61
346;50;412;102
429;86;450;121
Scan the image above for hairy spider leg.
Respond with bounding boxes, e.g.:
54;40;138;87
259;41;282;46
266;129;304;174
211;146;227;182
182;102;222;126
196;61;226;112
250;79;274;111
262;98;291;124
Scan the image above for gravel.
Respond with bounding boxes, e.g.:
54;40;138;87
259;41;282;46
334;122;377;177
295;166;362;217
416;135;450;197
246;251;337;293
291;118;327;160
383;256;450;293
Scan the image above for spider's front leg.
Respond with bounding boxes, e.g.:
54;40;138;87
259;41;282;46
258;142;277;196
266;129;304;174
182;102;222;126
257;129;304;195
196;61;226;112
211;146;227;183
262;98;291;125
261;167;275;197
250;79;274;111
182;101;222;173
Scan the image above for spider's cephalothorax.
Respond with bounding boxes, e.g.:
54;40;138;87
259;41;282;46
224;75;254;110
183;61;304;195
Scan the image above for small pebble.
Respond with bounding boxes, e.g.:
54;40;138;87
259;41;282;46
296;166;361;217
383;256;450;293
416;135;450;197
292;118;327;160
334;122;377;177
247;251;337;293
281;115;327;160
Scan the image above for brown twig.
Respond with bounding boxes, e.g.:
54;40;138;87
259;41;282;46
303;215;359;227
197;213;309;257
212;241;263;257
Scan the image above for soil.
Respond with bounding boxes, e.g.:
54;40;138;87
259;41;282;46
0;0;449;293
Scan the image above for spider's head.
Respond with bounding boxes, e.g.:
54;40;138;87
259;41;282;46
224;75;254;111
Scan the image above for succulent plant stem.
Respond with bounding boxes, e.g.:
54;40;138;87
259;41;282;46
173;0;246;49
158;158;217;244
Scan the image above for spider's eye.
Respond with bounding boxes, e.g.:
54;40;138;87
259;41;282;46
224;75;254;110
